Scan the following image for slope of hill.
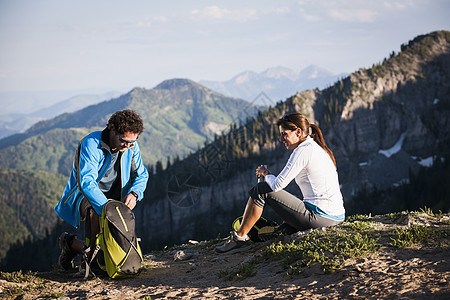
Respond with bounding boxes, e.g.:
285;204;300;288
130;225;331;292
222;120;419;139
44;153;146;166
0;79;261;175
0;210;448;299
200;65;345;103
0;169;67;261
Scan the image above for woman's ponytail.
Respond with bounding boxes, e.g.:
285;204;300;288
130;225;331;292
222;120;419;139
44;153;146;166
310;124;336;168
278;113;337;168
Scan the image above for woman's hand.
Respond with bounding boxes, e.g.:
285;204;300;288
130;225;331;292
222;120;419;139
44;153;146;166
256;165;270;179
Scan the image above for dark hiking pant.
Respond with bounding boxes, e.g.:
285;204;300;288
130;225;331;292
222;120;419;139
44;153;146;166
248;182;342;231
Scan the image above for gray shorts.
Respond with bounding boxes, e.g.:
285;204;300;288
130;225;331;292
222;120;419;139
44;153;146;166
248;182;342;231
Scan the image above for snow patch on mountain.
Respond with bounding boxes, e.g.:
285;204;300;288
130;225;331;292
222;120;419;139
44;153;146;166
378;132;407;158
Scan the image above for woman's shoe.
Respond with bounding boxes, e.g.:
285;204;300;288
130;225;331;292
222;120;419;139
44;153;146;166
215;231;250;253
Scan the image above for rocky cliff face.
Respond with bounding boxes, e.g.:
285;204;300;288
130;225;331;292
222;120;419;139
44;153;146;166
136;31;450;249
324;31;450;198
272;31;450;200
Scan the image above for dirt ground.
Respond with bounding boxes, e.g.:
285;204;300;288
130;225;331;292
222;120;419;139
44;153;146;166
1;241;448;299
1;214;450;299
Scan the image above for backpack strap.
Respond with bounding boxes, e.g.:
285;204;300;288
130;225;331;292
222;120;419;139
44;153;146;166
130;144;138;181
74;134;108;209
81;244;101;280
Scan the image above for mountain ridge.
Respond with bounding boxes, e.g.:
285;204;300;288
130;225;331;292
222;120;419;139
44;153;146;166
200;64;345;103
0;79;261;174
0;91;122;140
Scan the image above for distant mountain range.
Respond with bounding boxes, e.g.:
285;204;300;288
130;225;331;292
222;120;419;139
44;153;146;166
200;65;346;103
0;79;261;175
0;91;122;140
0;65;342;140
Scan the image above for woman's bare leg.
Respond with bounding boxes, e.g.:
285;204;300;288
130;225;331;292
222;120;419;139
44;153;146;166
236;197;263;237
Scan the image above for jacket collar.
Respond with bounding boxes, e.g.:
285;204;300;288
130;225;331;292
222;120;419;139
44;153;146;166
101;128;112;153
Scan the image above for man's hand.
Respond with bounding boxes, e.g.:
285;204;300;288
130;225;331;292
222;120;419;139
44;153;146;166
123;193;137;210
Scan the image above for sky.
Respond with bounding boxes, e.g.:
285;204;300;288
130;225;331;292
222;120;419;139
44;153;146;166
0;0;449;107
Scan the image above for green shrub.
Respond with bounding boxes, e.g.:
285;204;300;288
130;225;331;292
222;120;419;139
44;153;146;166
263;229;380;274
218;257;259;281
389;225;447;248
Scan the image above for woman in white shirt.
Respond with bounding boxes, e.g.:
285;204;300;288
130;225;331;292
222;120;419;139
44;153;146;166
216;113;345;253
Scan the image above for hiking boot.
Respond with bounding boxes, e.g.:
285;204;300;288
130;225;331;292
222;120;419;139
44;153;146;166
215;231;250;253
58;232;77;270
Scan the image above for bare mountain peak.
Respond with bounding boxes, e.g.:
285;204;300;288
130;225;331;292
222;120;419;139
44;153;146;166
200;65;342;101
261;66;300;79
300;65;334;79
129;87;146;94
154;78;199;90
231;71;259;84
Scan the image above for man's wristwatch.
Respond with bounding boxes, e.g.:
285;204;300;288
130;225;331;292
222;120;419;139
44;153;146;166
130;191;138;199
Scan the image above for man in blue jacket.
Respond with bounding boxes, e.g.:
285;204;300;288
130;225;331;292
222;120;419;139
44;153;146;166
54;109;149;271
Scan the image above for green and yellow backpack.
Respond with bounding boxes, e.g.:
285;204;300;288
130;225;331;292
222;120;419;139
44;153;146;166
84;200;143;279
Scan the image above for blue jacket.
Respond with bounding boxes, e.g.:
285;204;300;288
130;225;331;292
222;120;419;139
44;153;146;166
54;130;149;228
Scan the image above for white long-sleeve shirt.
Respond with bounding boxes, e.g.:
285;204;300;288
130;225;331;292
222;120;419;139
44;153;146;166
265;136;345;220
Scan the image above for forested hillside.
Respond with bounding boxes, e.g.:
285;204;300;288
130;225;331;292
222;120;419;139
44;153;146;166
0;169;67;261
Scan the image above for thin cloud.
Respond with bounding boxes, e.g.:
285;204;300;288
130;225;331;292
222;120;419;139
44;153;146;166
130;5;291;28
383;1;414;10
189;5;292;22
273;6;291;15
327;8;378;22
297;6;321;22
136;16;169;28
191;6;259;22
297;0;418;23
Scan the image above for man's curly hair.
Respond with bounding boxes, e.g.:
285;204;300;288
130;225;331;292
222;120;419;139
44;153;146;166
107;110;144;135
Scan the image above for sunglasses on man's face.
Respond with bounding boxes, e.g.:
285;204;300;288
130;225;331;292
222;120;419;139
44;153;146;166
118;134;138;145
